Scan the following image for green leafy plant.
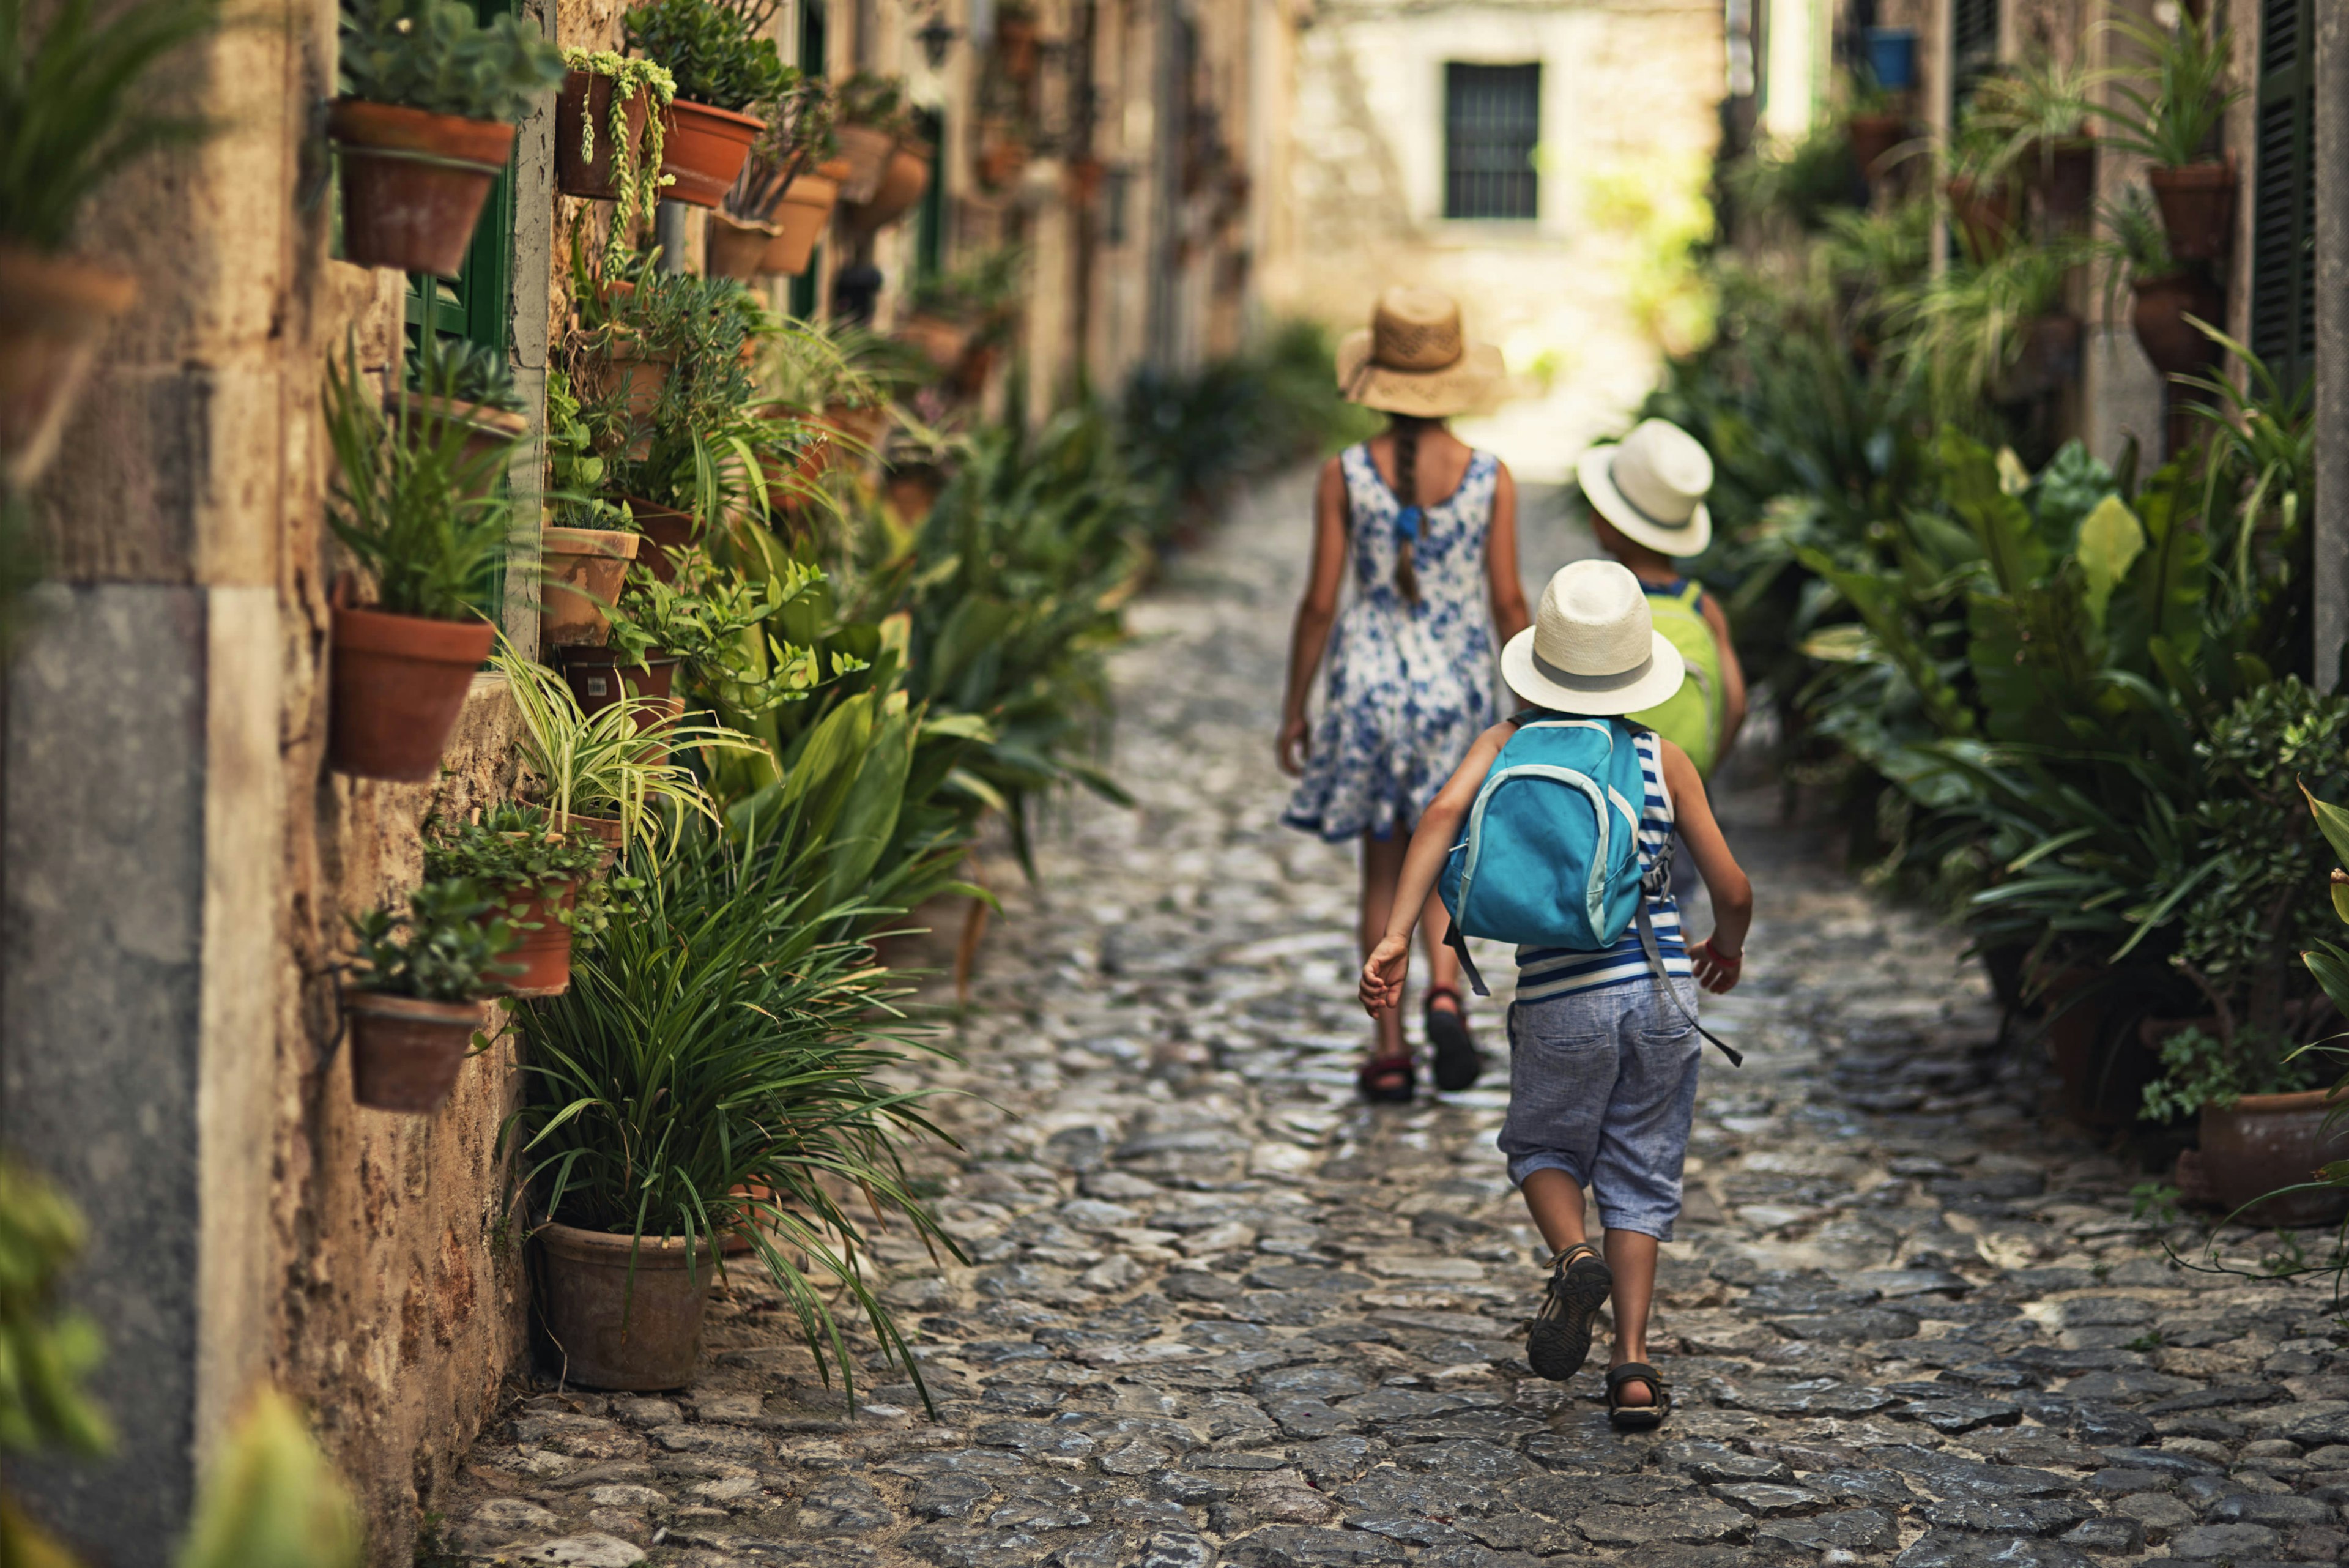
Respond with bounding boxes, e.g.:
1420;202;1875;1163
907;245;1026;330
2093;185;2180;295
1884;238;2080;426
607;547;841;727
323;344;518;621
559;50;674;248
543;366;632;532
1967;50;2096;180
506;824;959;1405
174;1389;363;1568
622;0;786;113
2088;9;2242;169
407;331;522;413
728;67;836;222
1724;117;1860;234
425;804;624;942
346;877;521;1001
337;0;565;124
836;69;913;136
0;1159;109;1564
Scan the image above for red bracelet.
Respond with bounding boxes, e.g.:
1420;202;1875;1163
1699;940;1742;969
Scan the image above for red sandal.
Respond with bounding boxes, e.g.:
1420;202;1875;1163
1356;1052;1416;1104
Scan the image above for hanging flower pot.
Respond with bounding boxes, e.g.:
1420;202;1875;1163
534;1222;716;1391
389;392;528;499
620;497;695;583
2192;1088;2349;1227
328;599;495;781
976;130;1030;192
540;524;641;648
598;335;672;458
1847;114;1910;182
996;11;1040;79
330;100;516;278
832;122;897;204
765;159;850;275
346;990;481;1113
2130;272;2227;377
706;211;781;279
2148;158;2238;263
0;245;137;492
491;877;577;997
897;312;975;373
555;68;658;201
1944;175;2019;264
658;99;765;209
556;645;681;715
1994;312;2080;403
885;462;946;525
848;139;933;232
555;811;628;871
954;341;999;397
2028;137;2096;231
1066;156;1106;207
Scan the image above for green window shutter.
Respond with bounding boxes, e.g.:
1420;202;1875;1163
1442;63;1541;221
1951;0;1999;108
2252;0;2316;393
789;0;830;321
403;0;519;363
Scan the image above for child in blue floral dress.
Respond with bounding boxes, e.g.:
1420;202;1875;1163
1278;288;1529;1102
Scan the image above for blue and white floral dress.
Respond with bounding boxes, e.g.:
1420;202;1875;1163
1283;442;1502;842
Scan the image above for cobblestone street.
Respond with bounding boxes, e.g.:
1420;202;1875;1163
443;478;2349;1568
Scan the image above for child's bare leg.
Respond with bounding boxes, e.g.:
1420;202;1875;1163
1420;888;1462;1006
1359;833;1408;1061
1520;1169;1589;1252
1604;1230;1660;1404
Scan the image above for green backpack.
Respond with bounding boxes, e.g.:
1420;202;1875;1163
1628;579;1727;776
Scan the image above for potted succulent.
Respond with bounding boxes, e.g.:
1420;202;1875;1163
0;0;220;491
718;73;844;278
322;346;518;781
343;878;519;1113
831;71;912;204
2096;188;2224;379
332;0;566;277
555;51;675;239
622;0;784;209
2090;10;2243;263
506;828;955;1392
425;805;617;997
398;333;529;498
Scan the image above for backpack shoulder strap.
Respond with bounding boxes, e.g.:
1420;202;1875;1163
1633;900;1742;1066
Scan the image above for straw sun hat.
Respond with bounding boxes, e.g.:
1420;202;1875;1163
1501;560;1687;716
1576;418;1715;558
1335;286;1505;418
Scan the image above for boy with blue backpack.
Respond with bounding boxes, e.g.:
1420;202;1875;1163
1357;559;1753;1430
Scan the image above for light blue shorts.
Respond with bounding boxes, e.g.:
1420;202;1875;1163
1498;978;1704;1240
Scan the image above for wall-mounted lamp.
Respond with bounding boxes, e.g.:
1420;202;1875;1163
918;11;960;69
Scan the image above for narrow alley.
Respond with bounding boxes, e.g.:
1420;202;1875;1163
437;480;2349;1568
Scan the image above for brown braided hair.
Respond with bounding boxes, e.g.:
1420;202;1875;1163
1390;415;1434;604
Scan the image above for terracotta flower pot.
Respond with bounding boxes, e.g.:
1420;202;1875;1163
2148;160;2237;264
328;603;494;781
557;70;656;201
540;525;642;648
765;164;845;276
555;811;629;871
2028;138;2096;230
490;878;576;997
1847;114;1910;181
556;644;680;715
833;122;898;205
706;211;781;279
658;98;765;209
996;14;1040;78
330;100;516;278
620;497;695;584
2037;969;2161;1129
535;1221;716;1390
598;336;671;459
885;464;945;524
1945;175;2018;264
2196;1088;2349;1227
388;392;527;498
0;243;137;492
953;341;999;397
898;312;975;373
2131;272;2228;377
847;140;933;232
977;137;1029;191
346;990;480;1113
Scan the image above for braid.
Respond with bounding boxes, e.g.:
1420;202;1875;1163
1393;416;1423;604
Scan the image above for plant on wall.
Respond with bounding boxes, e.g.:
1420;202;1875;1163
622;0;787;114
557;49;675;250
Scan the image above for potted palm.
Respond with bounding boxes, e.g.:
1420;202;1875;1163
332;0;565;277
425;806;617;997
323;346;519;781
2090;10;2243;263
507;828;956;1392
0;0;220;491
343;878;518;1113
1969;52;2095;232
555;51;674;243
622;0;783;209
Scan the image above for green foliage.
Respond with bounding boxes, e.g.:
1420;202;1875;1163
1967;50;2096;179
1883;239;2082;429
338;0;565;124
558;50;674;247
0;1161;111;1460
2089;9;2243;169
1723;117;1859;233
425;804;626;942
0;0;220;253
347;877;521;1001
323;343;518;621
836;69;913;136
2141;1024;2314;1123
543;366;631;532
622;0;786;113
507;825;958;1403
907;246;1027;333
407;332;522;413
731;69;836;221
176;1390;362;1568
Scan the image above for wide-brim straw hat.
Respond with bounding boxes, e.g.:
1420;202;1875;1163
1501;559;1687;716
1577;417;1715;558
1335;286;1505;418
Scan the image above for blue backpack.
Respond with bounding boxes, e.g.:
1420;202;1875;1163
1438;715;1742;1065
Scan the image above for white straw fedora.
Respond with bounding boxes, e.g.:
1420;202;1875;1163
1576;418;1715;557
1335;286;1505;418
1501;560;1687;716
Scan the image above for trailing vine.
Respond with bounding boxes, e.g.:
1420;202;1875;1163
562;48;676;265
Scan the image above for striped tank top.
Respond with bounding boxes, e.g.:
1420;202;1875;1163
1513;727;1690;1002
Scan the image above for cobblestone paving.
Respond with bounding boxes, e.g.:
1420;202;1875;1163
445;477;2349;1568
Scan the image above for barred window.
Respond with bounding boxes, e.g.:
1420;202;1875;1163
1444;63;1540;221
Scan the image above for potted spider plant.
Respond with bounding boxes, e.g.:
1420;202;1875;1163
332;0;565;277
2090;9;2243;264
323;346;519;781
555;51;673;221
2096;189;2223;378
622;0;782;209
1969;52;2096;231
343;878;518;1113
506;826;956;1392
425;805;617;997
0;0;220;491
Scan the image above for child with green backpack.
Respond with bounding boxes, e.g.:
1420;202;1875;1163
1576;420;1746;778
1357;559;1753;1431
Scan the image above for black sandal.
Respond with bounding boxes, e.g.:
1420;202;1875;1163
1526;1242;1612;1381
1605;1361;1671;1430
1356;1052;1416;1104
1424;986;1483;1092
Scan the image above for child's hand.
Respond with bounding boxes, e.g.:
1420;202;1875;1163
1691;938;1742;994
1277;712;1311;776
1359;935;1411;1016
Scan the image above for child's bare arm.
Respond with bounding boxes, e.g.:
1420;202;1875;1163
1278;459;1351;775
1485;463;1531;642
1698;591;1748;755
1661;740;1752;990
1359;721;1513;1014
